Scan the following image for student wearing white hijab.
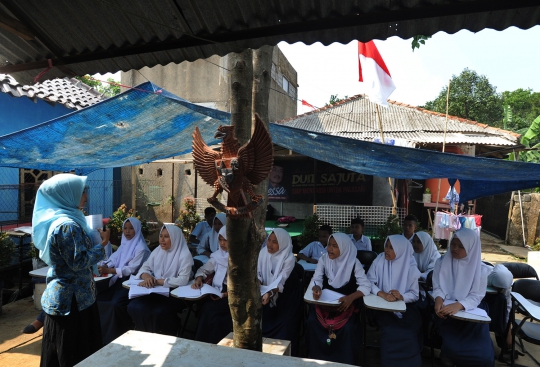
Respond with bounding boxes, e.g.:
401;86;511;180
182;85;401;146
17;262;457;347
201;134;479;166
96;217;151;345
411;231;441;279
127;225;193;336
367;235;423;367
195;213;226;263
257;228;302;355
192;225;233;343
432;228;494;367
306;233;371;365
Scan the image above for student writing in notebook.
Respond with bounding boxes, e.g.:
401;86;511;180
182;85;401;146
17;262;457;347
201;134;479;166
307;233;371;365
127;225;193;336
191;225;232;344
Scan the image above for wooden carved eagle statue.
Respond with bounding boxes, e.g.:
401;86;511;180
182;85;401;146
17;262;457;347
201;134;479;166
192;114;273;217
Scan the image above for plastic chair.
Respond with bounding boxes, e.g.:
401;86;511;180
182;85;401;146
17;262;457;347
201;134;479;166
501;262;539;280
356;250;378;274
510;279;540;366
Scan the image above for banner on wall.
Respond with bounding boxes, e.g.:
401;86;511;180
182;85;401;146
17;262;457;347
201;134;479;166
268;158;373;205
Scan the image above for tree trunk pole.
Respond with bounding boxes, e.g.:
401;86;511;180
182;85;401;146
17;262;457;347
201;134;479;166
226;49;263;351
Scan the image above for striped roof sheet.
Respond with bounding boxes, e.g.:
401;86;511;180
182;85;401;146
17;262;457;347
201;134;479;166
276;95;519;146
0;74;105;110
0;1;539;85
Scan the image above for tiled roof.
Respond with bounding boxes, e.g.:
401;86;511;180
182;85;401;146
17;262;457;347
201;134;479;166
0;1;539;85
0;74;105;110
276;94;519;147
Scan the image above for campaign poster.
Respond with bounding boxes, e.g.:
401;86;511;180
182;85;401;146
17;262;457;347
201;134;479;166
268;158;373;205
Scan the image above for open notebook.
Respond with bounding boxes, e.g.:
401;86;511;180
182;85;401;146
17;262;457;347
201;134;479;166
127;277;169;299
260;276;282;296
171;284;222;299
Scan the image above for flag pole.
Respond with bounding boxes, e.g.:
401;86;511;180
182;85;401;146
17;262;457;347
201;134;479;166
433;80;451;238
375;104;397;215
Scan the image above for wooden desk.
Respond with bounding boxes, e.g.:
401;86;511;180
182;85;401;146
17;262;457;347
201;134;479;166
75;330;352;366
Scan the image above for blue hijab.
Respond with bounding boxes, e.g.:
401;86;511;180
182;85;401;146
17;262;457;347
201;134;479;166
32;174;91;265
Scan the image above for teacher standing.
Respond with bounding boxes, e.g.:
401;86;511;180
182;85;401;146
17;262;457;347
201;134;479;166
32;174;110;367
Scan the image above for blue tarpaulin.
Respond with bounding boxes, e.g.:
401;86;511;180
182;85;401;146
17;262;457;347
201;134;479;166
268;124;540;202
0;81;538;202
0;82;229;174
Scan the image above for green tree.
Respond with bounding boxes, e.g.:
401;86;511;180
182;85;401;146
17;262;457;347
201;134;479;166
423;68;503;126
327;94;348;106
501;88;540;131
76;75;121;97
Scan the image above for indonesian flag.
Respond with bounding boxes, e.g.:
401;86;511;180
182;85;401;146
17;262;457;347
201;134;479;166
358;41;396;107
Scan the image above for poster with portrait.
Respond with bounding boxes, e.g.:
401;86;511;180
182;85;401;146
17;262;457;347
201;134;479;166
268;158;373;205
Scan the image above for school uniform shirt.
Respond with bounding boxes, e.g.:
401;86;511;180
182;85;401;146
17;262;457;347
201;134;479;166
299;241;326;261
197;213;226;255
432;228;488;311
191;221;212;241
348;234;372;251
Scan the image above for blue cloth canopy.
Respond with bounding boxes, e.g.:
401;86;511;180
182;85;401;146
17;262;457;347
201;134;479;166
0;81;538;202
0;82;229;174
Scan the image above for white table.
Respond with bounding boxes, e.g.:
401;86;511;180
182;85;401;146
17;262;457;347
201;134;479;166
303;287;340;307
363;294;406;312
75;330;353;367
29;266;112;282
297;260;317;272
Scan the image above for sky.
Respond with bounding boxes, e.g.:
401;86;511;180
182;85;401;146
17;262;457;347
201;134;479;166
277;26;540;113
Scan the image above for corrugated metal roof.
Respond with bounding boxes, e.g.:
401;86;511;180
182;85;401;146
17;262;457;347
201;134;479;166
276;95;519;146
0;0;539;84
0;74;105;110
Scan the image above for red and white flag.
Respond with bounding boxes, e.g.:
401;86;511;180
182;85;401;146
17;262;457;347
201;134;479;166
358;41;396;107
301;99;316;109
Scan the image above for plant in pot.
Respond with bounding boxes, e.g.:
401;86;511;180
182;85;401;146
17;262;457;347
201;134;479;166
107;204;149;249
175;197;201;243
28;243;47;270
423;187;432;203
0;231;15;315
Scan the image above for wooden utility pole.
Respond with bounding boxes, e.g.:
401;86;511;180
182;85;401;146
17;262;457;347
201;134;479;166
226;48;263;351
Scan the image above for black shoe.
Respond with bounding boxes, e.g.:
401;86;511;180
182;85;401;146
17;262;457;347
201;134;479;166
22;324;37;334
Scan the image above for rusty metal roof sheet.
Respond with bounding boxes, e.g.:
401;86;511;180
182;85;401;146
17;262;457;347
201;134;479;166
0;0;539;84
0;73;105;110
276;95;519;146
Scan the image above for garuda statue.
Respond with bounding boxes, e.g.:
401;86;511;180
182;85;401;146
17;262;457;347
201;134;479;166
192;114;273;217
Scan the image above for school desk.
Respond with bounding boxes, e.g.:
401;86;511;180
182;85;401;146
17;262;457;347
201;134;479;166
75;330;353;367
363;294;407;313
29;266;112;282
303;286;341;307
427;291;492;324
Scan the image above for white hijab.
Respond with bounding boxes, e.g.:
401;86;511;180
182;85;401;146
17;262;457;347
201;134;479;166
323;232;357;288
369;234;419;294
145;225;193;281
210;225;229;292
258;228;294;285
412;231;441;273
438;228;484;301
206;213;226;253
108;217;150;285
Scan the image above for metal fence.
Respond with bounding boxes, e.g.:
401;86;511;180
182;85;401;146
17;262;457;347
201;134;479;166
315;204;406;237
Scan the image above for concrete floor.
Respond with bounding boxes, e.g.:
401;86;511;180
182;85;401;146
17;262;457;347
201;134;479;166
1;232;539;366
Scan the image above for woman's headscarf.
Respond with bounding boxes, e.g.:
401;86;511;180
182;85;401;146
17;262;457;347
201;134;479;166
368;234;419;294
438;228;483;302
145;225;193;280
210;225;229;291
257;228;295;306
322;232;357;288
32;174;91;265
107;217;150;284
413;231;441;273
206;213;226;253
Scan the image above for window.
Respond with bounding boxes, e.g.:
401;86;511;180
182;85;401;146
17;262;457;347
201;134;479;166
271;63;276;80
282;77;289;93
277;70;283;87
289;85;296;100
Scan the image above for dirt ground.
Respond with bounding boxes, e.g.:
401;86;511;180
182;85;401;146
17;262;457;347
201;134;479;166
0;232;537;367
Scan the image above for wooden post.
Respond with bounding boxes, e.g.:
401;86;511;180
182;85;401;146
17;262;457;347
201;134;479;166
226;49;263;352
375;105;397;214
131;166;136;210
